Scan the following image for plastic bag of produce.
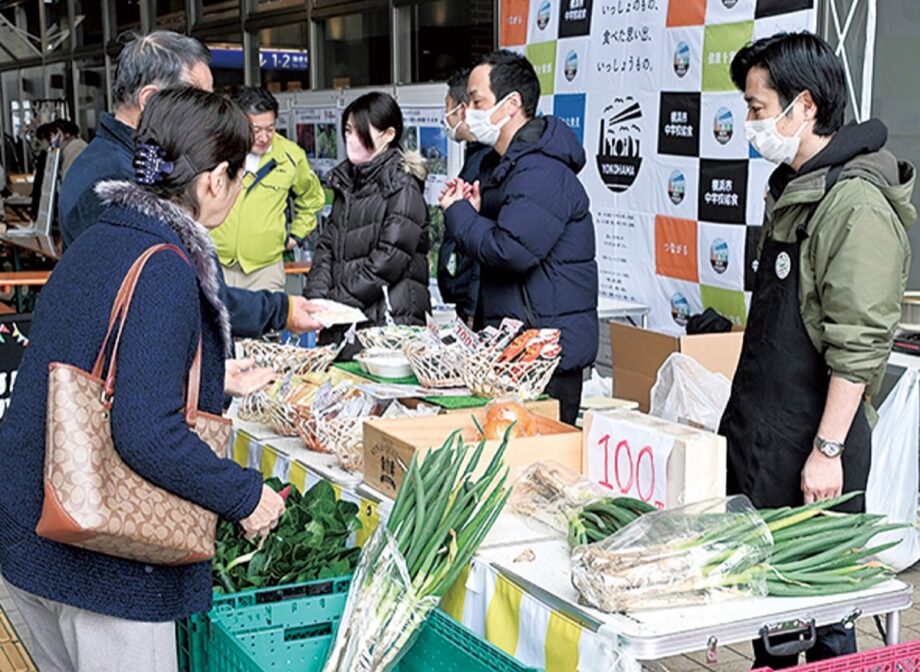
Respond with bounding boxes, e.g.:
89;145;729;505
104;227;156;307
322;525;439;672
510;462;607;536
649;353;730;431
867;368;920;572
510;462;656;547
571;496;772;612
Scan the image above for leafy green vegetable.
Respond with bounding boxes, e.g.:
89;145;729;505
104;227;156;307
212;478;362;593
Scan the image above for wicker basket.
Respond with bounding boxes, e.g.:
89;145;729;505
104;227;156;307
462;355;560;400
301;415;366;471
403;340;466;388
357;326;424;352
266;398;303;436
240;339;338;375
238;389;272;424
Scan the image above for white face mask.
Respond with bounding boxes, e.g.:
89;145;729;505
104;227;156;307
745;93;807;166
444;103;464;143
465;93;514;147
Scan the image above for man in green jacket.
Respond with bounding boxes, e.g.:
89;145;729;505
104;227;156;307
722;33;915;668
213;87;325;292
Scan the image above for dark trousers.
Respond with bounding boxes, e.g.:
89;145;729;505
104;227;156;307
753;624;857;669
544;368;583;425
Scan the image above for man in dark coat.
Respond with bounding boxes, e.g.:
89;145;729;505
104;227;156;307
440;50;599;425
437;68;492;323
59;30;322;336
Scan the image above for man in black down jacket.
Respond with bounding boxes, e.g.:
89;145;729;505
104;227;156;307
440;50;599;425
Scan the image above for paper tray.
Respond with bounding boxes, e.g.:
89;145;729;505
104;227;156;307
480;539;914;661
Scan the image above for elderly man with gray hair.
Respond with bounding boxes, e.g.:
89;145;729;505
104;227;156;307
60;30;323;335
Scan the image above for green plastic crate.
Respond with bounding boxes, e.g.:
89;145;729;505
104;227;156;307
176;577;351;672
208;605;539;672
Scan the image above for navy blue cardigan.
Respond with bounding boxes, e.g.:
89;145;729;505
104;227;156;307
0;184;263;622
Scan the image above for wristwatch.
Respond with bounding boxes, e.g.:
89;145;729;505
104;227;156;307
814;435;845;458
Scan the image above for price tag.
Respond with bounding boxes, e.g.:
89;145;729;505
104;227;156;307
584;412;675;509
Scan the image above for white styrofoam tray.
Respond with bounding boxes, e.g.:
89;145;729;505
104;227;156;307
479;539;913;660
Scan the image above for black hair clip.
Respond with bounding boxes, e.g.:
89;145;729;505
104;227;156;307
134;141;175;186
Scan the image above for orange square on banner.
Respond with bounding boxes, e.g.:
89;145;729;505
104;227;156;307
667;0;707;27
500;0;529;46
656;215;699;282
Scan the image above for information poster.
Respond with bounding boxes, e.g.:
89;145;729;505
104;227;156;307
293;106;343;185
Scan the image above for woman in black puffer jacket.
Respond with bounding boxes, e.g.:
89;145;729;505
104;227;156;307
304;92;430;347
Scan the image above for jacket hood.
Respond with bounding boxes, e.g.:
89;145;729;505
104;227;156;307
95;180;233;353
772;119;918;230
847;155;918;229
329;148;428;196
504;116;587;175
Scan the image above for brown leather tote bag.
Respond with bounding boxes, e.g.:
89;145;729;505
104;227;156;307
36;244;232;565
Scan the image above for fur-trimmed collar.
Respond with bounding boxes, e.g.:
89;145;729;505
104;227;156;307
328;148;428;197
95;180;232;354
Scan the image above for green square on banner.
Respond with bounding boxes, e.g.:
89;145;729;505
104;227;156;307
526;40;557;96
702;22;754;92
701;285;747;327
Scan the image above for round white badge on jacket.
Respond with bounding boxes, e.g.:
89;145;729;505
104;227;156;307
775;252;791;280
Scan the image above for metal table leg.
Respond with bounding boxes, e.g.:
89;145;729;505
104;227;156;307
886;610;901;645
12;246;23;313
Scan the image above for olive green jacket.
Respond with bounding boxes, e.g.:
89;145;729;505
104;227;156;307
760;149;916;401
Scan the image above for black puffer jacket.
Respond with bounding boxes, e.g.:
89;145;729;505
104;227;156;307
304;148;431;343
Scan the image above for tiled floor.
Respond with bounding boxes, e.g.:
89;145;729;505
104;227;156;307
0;579;34;672
0;567;917;671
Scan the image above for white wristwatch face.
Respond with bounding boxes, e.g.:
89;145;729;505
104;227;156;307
816;438;844;458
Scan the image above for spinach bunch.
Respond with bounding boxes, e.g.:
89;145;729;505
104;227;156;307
213;478;361;593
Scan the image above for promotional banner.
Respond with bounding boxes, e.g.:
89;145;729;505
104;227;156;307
501;0;816;334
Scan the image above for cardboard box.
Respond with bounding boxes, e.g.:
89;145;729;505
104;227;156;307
363;412;582;499
610;322;744;412
7;174;32;197
582;409;726;509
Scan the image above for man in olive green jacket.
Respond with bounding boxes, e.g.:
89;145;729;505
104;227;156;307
722;33;915;668
213;87;325;292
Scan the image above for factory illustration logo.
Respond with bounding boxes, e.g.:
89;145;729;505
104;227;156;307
597;97;643;194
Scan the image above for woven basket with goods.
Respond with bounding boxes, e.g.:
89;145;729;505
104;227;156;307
456;322;562;400
239;339;340;375
237;389;272;424
356;325;424;352
403;339;466;388
298;381;441;471
463;354;559;399
301;415;366;470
